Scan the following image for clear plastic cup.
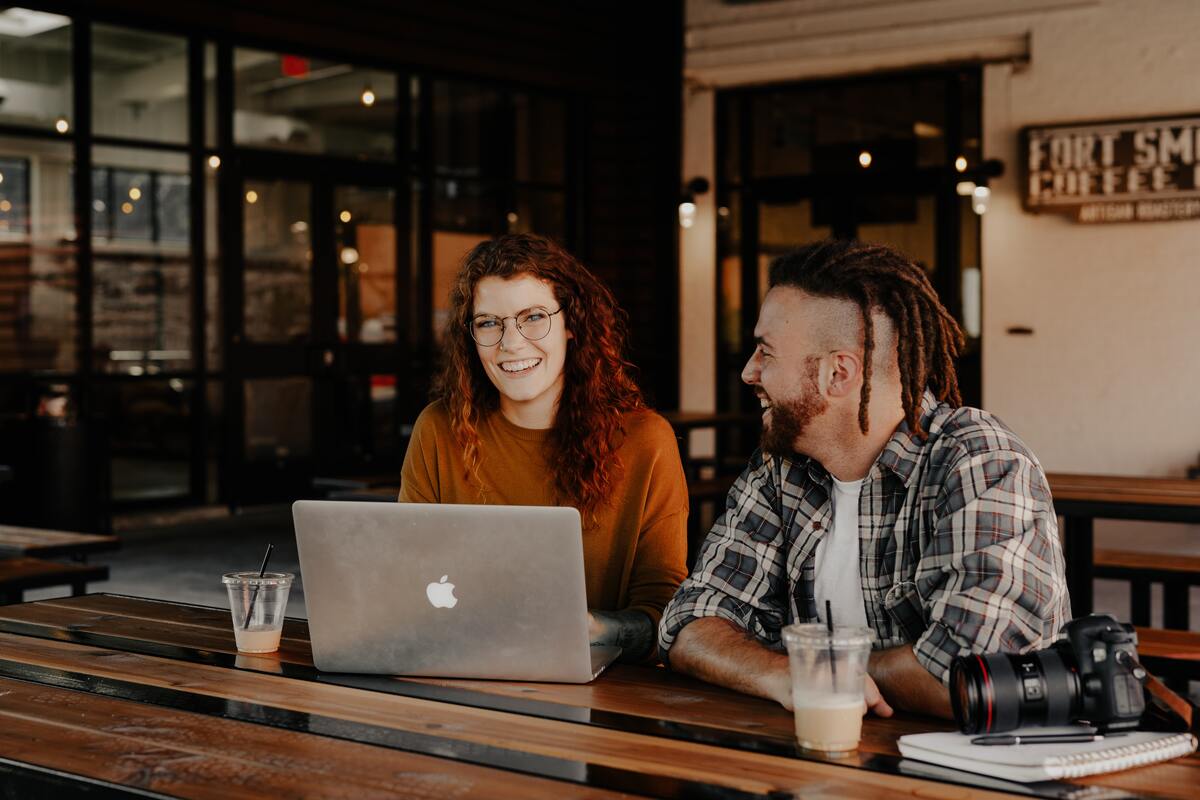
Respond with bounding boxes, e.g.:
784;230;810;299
222;571;294;653
782;623;874;754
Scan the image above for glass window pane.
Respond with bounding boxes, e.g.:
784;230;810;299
335;185;395;344
511;188;564;241
234;49;395;161
92;24;188;144
432;231;487;345
0;9;72;135
752;76;947;178
433;80;503;178
102;378;192;502
92;147;191;374
244;179;311;343
855;194;937;274
514;93;565;185
111;169;153;239
0;136;76;372
759;199;833;304
432;178;494;343
158;173;189;243
327;373;400;465
245;377;311;460
433;178;498;233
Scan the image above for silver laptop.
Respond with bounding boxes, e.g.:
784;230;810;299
292;500;620;682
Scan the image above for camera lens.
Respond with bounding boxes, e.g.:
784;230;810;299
949;646;1079;734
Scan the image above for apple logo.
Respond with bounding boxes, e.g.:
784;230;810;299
426;575;458;609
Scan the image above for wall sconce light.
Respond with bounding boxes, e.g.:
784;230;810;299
679;176;710;229
972;185;991;215
955;159;1005;215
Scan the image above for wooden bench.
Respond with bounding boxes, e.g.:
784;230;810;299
0;525;120;562
0;557;109;605
1094;549;1200;629
1132;626;1200;692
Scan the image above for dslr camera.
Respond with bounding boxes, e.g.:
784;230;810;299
950;614;1145;734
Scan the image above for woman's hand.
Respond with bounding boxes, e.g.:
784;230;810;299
587;609;656;661
587;612;609;645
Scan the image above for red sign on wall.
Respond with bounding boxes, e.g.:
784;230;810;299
280;55;309;78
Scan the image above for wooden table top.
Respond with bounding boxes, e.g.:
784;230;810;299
0;524;120;558
1046;472;1200;509
0;595;1195;799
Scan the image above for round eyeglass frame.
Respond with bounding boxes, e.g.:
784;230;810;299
469;307;564;346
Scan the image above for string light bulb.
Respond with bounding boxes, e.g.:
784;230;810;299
54;117;70;134
858;150;873;168
361;86;376;107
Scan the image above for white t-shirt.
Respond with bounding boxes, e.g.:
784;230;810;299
812;476;870;628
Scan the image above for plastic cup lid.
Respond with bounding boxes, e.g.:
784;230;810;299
222;571;293;587
782;623;874;649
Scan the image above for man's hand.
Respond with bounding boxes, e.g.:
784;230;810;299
868;644;953;719
864;674;894;717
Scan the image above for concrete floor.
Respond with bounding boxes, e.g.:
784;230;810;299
25;505;308;618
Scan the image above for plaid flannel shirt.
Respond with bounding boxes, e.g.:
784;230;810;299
659;391;1071;684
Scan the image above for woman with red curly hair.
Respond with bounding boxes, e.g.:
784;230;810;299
399;234;688;661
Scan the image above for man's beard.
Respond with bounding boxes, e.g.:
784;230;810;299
760;360;827;457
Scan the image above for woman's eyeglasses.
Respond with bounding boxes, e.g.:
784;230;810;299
469;306;564;346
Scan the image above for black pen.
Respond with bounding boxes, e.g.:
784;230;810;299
971;733;1103;746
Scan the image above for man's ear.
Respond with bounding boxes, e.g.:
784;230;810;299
826;351;863;398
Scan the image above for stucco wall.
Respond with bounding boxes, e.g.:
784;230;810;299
981;2;1200;476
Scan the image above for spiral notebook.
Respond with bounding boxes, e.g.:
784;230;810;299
898;726;1197;783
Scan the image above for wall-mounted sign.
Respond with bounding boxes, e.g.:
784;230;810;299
1022;114;1200;223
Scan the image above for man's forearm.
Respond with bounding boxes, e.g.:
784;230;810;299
868;644;952;719
590;610;656;662
666;617;791;706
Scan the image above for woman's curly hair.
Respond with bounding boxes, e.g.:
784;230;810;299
434;234;645;519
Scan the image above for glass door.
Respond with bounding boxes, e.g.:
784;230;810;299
226;159;407;505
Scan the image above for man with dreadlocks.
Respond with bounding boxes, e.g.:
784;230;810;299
658;239;1070;718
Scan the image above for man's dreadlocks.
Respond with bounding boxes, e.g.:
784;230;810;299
767;239;965;439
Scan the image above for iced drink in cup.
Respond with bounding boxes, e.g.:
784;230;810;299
782;623;874;754
222;571;293;653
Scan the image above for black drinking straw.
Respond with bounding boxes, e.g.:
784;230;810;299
825;599;838;693
242;543;274;630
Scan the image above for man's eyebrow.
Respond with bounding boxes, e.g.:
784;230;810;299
754;335;771;348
